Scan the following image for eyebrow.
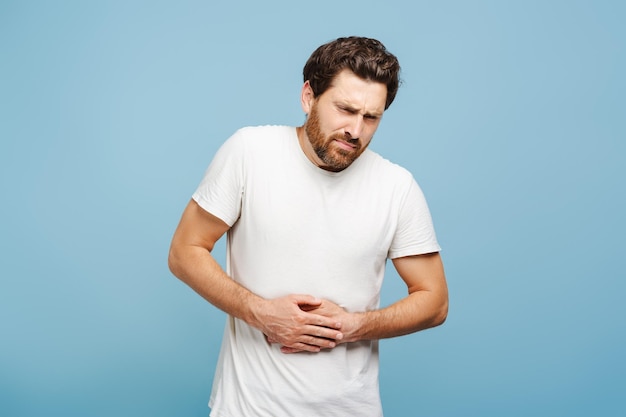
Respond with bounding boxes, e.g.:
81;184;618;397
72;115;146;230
336;101;383;118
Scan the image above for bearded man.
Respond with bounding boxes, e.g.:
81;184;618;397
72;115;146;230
168;36;448;417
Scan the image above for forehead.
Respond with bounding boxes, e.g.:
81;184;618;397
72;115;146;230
322;70;387;114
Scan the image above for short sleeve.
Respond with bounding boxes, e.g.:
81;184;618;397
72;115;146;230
388;178;441;259
192;130;247;227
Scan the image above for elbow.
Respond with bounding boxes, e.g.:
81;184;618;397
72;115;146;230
436;307;448;327
432;299;449;328
431;283;449;327
167;246;183;278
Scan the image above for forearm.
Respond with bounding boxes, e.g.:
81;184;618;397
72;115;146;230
349;289;448;341
168;244;262;325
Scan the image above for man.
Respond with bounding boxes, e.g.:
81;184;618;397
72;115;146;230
169;36;448;416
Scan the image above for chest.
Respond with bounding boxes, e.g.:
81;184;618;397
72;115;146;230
238;160;401;261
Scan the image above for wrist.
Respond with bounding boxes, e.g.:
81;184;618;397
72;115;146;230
242;293;267;329
350;310;382;342
344;311;367;343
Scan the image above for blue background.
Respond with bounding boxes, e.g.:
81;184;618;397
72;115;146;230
1;1;624;416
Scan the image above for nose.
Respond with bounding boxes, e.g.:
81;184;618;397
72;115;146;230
344;115;364;139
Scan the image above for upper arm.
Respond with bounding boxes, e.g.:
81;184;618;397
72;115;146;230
170;199;231;253
392;252;448;299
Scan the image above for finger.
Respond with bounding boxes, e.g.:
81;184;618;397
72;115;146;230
303;312;342;330
296;334;337;350
291;294;322;307
304;324;343;341
285;342;321;353
280;346;303;354
286;333;341;352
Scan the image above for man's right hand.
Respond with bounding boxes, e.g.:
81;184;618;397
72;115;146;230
252;294;344;353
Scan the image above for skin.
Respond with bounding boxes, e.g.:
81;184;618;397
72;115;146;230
168;69;448;354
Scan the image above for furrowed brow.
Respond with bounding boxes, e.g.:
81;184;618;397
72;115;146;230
364;111;383;119
336;101;382;118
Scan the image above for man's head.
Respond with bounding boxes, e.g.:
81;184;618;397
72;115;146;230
303;36;400;110
297;37;400;172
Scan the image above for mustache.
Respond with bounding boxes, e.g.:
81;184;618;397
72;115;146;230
330;133;360;147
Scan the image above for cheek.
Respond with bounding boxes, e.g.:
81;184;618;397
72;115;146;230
361;124;380;143
324;109;351;130
360;137;373;149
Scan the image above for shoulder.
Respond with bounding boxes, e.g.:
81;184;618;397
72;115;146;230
230;125;294;144
354;150;428;206
217;125;293;157
214;125;296;173
359;149;415;184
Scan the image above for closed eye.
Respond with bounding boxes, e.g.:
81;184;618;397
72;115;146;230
338;105;358;115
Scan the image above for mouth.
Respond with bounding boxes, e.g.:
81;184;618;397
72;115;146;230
332;138;358;152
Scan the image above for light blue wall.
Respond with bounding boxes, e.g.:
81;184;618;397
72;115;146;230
1;1;624;416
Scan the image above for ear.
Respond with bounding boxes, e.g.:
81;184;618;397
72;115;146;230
300;81;315;114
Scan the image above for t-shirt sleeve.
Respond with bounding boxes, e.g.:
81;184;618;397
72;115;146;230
192;130;246;227
388;177;441;259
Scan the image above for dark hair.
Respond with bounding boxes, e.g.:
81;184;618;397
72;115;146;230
303;36;401;110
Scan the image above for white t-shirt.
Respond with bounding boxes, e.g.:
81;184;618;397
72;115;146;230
192;125;440;417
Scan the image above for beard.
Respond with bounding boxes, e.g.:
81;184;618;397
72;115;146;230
304;104;364;172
